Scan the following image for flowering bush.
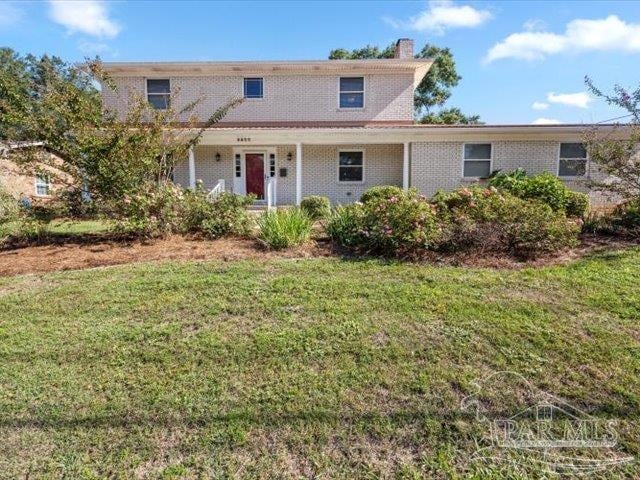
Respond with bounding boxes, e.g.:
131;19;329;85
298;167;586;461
360;185;404;204
201;192;254;238
327;189;441;257
435;186;579;257
113;182;254;238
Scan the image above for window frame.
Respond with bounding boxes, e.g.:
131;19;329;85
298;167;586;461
34;173;51;197
145;78;171;110
243;77;264;100
462;142;493;179
557;142;588;178
338;76;365;110
337;149;365;184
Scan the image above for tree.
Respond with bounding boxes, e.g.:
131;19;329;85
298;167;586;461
584;77;640;200
328;42;480;124
418;107;482;125
0;49;240;211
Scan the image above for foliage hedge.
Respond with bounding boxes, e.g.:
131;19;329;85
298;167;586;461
488;169;589;217
328;185;579;258
114;183;254;238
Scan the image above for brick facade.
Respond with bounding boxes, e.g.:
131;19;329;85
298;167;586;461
103;73;415;124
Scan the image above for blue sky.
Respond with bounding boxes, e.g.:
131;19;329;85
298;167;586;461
1;0;639;124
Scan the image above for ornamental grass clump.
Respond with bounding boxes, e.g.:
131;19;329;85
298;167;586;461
257;208;313;249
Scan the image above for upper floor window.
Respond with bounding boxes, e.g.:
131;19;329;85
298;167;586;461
146;79;170;110
338;151;364;182
463;143;492;178
559;143;587;177
35;173;51;196
339;77;364;109
244;78;263;99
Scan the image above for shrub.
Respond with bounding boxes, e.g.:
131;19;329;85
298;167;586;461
113;183;254;238
435;186;579;257
257;208;312;249
327;189;441;257
113;183;185;237
600;199;640;236
360;185;404;204
0;186;20;224
489;170;570;212
565;191;589;218
200;192;254;238
300;196;331;220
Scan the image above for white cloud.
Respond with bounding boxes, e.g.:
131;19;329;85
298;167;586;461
385;0;492;35
48;0;120;38
77;40;116;57
547;91;593;109
532;118;562;125
531;101;549;111
0;2;22;28
485;15;640;63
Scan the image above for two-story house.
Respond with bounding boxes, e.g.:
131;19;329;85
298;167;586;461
101;39;612;206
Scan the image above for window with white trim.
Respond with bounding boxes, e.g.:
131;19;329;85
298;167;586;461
244;78;263;99
339;77;364;108
146;79;170;110
35;173;51;196
463;143;492;178
338;151;363;182
559;143;587;177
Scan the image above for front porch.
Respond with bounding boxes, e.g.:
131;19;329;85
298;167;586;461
173;142;410;206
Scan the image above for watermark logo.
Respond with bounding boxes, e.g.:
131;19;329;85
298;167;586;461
461;372;634;475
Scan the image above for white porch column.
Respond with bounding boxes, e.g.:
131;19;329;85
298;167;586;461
188;147;196;189
402;142;410;190
295;142;302;205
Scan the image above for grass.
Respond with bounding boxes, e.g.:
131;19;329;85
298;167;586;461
0;248;639;478
47;218;111;235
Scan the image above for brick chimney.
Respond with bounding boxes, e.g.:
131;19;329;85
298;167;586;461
394;38;414;59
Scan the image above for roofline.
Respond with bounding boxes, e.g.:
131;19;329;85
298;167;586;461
101;58;433;88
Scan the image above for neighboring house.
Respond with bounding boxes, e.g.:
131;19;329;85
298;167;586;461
0;142;59;200
101;39;614;206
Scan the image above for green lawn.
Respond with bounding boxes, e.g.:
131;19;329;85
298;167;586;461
48;218;111;235
0;249;639;478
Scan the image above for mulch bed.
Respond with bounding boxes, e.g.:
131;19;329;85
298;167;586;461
0;233;637;277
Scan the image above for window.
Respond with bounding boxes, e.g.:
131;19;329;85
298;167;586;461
339;77;364;108
559;142;587;177
35;174;51;196
269;153;276;177
463;143;492;178
244;78;263;99
146;79;170;109
338;151;364;182
235;154;241;178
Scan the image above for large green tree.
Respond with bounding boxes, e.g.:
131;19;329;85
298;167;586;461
0;49;239;209
329;42;481;124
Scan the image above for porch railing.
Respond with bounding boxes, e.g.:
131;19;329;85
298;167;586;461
266;176;276;210
207;179;225;200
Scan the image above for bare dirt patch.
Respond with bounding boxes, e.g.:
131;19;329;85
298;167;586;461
0;235;332;277
0;233;637;277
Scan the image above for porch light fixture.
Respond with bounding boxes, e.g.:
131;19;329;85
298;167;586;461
287;152;293;162
215;152;221;162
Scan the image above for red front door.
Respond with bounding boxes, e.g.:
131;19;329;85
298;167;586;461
245;153;265;199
